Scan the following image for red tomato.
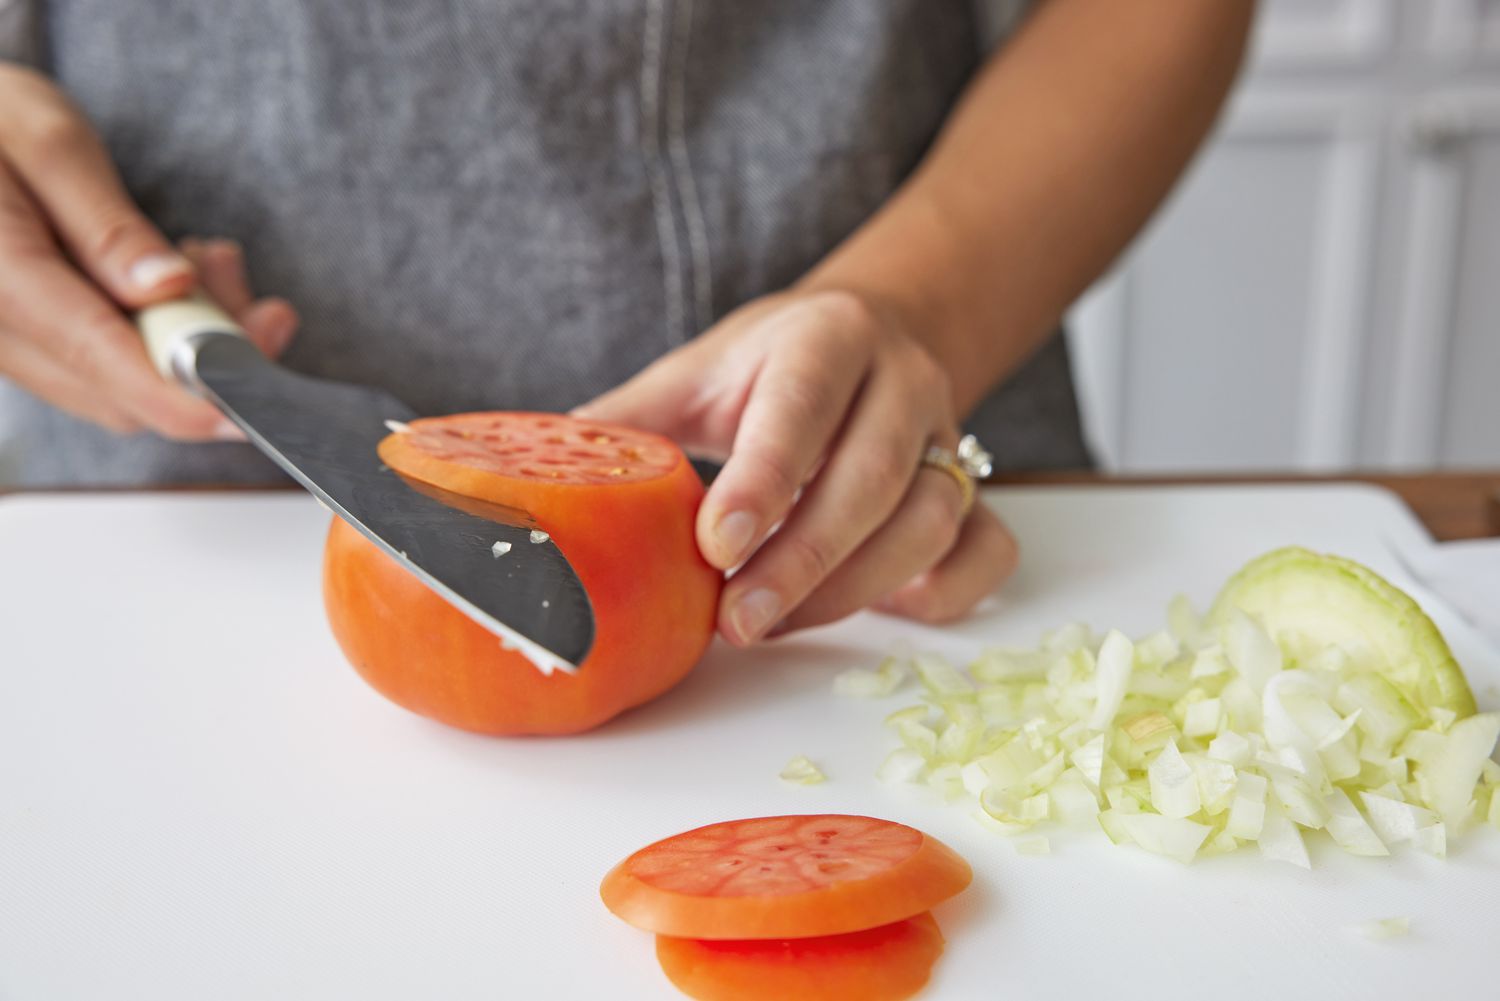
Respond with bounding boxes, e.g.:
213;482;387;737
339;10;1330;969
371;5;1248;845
323;412;722;735
600;815;971;939
656;913;945;1001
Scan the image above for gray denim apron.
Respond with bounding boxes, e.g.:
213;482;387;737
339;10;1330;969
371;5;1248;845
0;0;1091;486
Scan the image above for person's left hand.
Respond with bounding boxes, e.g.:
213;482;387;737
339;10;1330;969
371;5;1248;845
573;288;1018;646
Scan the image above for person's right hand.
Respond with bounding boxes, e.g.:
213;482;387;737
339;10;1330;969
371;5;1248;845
0;62;298;439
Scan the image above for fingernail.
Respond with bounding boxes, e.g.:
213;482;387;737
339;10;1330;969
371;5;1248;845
714;510;757;564
731;588;781;644
213;419;247;442
129;252;192;290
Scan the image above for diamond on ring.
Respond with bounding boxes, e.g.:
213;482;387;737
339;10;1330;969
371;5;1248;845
920;434;993;516
955;434;994;479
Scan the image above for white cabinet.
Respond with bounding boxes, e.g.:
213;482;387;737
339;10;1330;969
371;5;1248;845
1071;0;1500;472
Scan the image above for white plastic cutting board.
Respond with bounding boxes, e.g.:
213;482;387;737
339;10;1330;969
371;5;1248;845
2;485;1497;1001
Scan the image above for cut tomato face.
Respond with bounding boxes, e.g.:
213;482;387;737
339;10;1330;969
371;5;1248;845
378;411;682;490
323;411;722;736
600;815;971;939
656;913;945;1001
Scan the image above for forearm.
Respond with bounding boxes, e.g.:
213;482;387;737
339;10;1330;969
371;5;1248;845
801;0;1256;416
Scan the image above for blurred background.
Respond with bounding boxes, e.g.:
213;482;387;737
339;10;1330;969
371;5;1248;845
0;1;1494;484
1067;0;1500;473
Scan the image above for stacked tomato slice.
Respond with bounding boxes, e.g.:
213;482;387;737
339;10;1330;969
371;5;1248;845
602;815;971;1000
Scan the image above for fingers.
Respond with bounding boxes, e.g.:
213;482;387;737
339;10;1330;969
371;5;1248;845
718;364;943;645
569;340;710;441
776;465;969;633
0;72;193;308
877;505;1019;624
696;296;875;569
0;70;287;441
182;237;253;314
181;238;299;358
0;240;232;441
0;332;140;434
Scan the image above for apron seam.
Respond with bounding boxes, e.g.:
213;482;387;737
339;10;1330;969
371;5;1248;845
640;0;688;346
666;0;713;333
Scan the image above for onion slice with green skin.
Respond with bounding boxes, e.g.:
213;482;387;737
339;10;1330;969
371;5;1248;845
848;548;1495;869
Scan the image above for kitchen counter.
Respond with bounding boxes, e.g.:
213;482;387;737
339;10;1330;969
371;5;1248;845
985;470;1500;541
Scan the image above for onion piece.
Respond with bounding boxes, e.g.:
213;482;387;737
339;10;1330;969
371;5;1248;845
834;657;911;698
1358;791;1435;845
1207;731;1252;767
1324;789;1388;856
914;654;974;698
1088;630;1134;730
1226;771;1268;839
1116;812;1211;864
1182;698;1223;738
1224;610;1282;691
1148;741;1200;819
1415;712;1500;829
1049;769;1102;826
1189;646;1231;679
1413;823;1447;858
877;748;926;785
779;755;826;785
1070;734;1107;789
1350;917;1410;941
1167;595;1204;648
1014;835;1051;855
1257;800;1310;869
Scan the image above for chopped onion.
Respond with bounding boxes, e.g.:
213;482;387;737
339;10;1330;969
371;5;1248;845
1116;812;1211;864
1190;646;1232;679
1167;595;1204;648
1088;630;1134;730
834;656;911;698
1014;835;1051;855
1226;772;1268;839
914;654;975;698
1069;734;1106;789
877;748;925;785
491;541;512;558
1188;754;1237;815
1415;712;1500;829
1257;800;1311;869
1413;823;1447;858
1148;741;1200;818
852;576;1493;868
1207;731;1253;767
1350;917;1410;941
1182;698;1223;738
529;529;550;544
1225;610;1283;691
1359;791;1434;844
1324;789;1388;856
779;755;826;785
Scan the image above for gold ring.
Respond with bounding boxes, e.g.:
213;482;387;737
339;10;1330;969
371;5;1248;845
920;435;992;517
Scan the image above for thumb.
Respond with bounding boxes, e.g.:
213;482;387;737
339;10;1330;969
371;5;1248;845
571;347;708;440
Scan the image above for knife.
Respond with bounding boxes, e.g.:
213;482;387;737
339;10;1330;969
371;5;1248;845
135;297;595;675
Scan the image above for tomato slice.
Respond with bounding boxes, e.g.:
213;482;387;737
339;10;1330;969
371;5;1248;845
600;815;971;939
380;411;682;491
655;913;944;1001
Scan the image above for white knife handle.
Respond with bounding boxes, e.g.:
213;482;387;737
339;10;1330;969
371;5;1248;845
135;296;247;384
